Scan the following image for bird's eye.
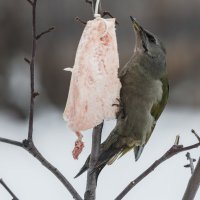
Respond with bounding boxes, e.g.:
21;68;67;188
146;32;156;43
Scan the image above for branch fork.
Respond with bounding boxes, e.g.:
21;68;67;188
115;131;200;200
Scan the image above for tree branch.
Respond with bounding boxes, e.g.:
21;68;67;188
0;1;83;199
182;157;200;200
25;0;33;6
0;138;83;200
27;0;37;141
0;178;19;200
82;1;104;200
22;140;83;200
0;137;23;147
85;0;92;5
84;122;103;200
36;27;55;40
75;16;87;25
184;152;196;174
115;133;200;200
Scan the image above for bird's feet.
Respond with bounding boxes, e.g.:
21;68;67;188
112;98;121;107
112;98;125;119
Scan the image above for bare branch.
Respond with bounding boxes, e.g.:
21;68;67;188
75;17;87;25
27;0;37;141
0;138;83;200
191;129;200;142
0;1;83;199
0;178;19;200
102;11;119;25
84;122;103;200
25;0;33;6
24;57;31;64
85;0;92;5
33;92;40;98
184;152;196;174
36;27;55;40
115;136;200;200
83;1;104;199
22;140;83;200
0;137;23;147
174;135;180;145
182;157;200;200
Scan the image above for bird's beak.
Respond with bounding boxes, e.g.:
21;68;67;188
130;16;148;52
130;16;143;32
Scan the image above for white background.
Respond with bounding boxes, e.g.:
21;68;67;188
0;106;200;200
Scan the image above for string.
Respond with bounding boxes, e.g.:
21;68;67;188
94;0;101;18
93;0;109;37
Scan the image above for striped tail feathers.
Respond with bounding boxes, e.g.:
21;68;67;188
134;145;145;161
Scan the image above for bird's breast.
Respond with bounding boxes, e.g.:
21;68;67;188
120;71;163;143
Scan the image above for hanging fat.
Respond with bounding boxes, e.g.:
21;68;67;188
63;18;121;133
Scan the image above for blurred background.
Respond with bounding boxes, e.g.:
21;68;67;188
0;0;200;119
1;1;200;200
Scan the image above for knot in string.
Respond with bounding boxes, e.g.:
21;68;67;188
94;0;108;37
94;13;101;18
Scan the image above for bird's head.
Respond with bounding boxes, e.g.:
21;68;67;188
130;16;166;58
130;16;167;79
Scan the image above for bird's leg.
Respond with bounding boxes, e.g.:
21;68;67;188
112;98;121;107
112;98;125;119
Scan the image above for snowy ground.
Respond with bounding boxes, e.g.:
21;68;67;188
0;106;200;200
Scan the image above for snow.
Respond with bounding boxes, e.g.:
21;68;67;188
0;106;200;200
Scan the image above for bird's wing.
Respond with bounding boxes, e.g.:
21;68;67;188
151;77;169;121
146;76;169;141
134;77;169;160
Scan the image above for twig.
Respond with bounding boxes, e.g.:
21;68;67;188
102;11;119;25
85;0;92;5
26;0;33;6
27;0;37;141
191;129;200;142
84;122;103;200
0;138;83;200
22;140;83;200
184;152;196;174
182;157;200;200
24;57;31;64
36;27;55;40
174;135;180;145
0;1;83;200
0;137;23;147
115;133;200;200
75;17;87;25
0;178;19;200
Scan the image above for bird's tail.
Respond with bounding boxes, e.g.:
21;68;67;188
74;139;121;180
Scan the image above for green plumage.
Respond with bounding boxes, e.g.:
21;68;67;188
151;77;169;121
